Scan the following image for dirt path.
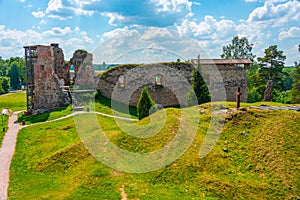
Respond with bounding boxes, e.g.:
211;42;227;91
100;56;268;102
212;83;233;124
0;112;21;200
0;110;136;200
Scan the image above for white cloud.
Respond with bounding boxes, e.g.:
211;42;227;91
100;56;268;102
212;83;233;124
100;12;125;26
150;0;193;14
19;0;26;2
75;26;80;32
0;26;94;59
141;27;173;40
32;11;45;18
247;0;300;26
42;27;73;36
94;26;204;64
46;0;63;14
279;27;300;40
176;16;236;40
43;0;96;20
39;20;47;25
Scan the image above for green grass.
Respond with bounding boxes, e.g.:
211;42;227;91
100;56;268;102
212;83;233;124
0;114;9;147
18;105;73;125
0;92;26;112
95;94;138;119
8;105;300;199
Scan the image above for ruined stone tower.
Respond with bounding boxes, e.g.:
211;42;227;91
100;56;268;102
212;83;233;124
24;44;71;113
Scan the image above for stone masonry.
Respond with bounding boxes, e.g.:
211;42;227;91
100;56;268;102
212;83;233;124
24;44;70;113
98;63;194;107
98;59;251;106
24;44;94;113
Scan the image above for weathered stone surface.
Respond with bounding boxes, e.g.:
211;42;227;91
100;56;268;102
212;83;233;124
200;64;248;102
53;46;70;85
27;45;71;113
72;52;96;88
97;62;248;106
98;63;193;106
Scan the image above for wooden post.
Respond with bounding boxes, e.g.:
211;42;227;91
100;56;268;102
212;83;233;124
236;87;242;109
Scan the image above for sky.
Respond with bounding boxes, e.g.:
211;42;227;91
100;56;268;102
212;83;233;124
0;0;299;65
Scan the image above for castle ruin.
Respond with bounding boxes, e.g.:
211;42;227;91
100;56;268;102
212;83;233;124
24;44;94;113
24;44;251;112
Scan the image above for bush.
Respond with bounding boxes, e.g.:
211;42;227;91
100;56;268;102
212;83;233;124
137;87;157;120
272;89;292;104
247;87;263;103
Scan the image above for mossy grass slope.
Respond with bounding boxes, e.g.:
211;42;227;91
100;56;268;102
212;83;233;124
8;103;300;199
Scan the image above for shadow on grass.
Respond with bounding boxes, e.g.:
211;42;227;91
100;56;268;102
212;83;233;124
18;106;73;125
95;93;138;118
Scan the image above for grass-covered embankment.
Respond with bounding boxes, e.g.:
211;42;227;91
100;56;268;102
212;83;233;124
8;104;300;199
18;106;73;125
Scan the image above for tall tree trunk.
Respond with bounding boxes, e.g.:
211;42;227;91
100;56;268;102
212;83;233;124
263;80;273;102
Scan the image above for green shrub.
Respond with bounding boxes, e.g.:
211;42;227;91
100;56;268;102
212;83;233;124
137;87;157;120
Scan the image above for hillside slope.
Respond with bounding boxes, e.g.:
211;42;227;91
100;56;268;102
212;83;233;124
8;107;300;199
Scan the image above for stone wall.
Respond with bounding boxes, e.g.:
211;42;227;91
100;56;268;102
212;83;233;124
98;63;194;106
32;45;70;112
201;64;248;102
98;62;248;106
71;50;95;88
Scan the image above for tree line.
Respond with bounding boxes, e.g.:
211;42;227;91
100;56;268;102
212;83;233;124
0;56;26;94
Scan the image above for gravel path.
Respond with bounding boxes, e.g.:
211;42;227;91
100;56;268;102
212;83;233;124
0;112;21;200
249;105;300;111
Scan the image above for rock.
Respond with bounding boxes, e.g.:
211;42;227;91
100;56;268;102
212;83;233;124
222;148;228;153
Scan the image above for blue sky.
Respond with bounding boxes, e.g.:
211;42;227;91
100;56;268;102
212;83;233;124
0;0;299;65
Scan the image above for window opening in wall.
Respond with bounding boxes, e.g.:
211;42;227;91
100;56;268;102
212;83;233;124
155;74;162;85
40;65;44;70
118;74;125;87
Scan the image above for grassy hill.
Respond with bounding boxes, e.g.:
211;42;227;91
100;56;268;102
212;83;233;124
8;103;300;199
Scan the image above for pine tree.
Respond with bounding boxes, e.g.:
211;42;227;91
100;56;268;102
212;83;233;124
186;67;211;106
137;87;157;120
257;45;286;102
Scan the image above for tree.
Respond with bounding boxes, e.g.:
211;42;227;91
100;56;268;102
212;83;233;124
291;64;300;103
17;58;26;85
137;87;157;120
246;64;265;102
0;76;10;94
8;62;20;90
257;45;286;101
186;57;210;106
221;36;255;61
